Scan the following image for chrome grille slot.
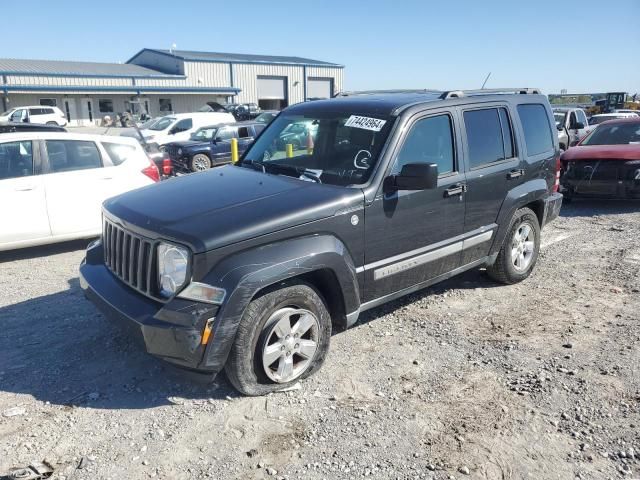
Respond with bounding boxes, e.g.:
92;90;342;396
103;218;156;298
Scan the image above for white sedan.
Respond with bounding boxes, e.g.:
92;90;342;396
0;132;159;251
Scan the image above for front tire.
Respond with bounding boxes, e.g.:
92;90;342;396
487;207;540;284
190;154;212;172
225;282;332;396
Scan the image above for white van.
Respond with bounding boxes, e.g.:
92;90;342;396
131;112;235;147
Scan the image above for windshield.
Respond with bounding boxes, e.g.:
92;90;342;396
1;108;16;117
241;112;393;186
581;122;640;145
190;126;218;141
148;116;175;131
553;112;566;126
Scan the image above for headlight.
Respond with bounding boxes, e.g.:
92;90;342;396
177;148;183;156
157;242;189;297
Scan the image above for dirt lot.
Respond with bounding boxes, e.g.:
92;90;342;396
1;200;638;480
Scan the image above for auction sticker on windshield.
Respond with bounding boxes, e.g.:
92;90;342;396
345;115;387;132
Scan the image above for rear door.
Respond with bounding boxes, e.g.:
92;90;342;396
363;110;466;301
459;104;522;264
42;138;109;236
0;139;50;247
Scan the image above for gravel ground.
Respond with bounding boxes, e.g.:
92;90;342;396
1;200;638;480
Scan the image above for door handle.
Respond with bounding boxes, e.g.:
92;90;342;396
507;169;525;179
444;183;466;197
100;176;114;180
14;185;36;191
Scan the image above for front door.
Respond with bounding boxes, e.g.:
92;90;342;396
363;111;466;302
211;126;236;163
63;98;78;126
0;139;50;248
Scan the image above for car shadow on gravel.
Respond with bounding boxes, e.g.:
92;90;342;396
560;198;640;218
0;239;96;263
0;277;239;411
353;268;500;327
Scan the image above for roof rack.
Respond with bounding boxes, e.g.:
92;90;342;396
439;88;542;99
333;89;441;97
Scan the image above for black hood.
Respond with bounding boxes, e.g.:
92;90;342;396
104;166;363;253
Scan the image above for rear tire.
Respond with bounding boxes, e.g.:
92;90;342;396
46;121;57;126
225;282;332;396
190;154;212;172
487;207;540;285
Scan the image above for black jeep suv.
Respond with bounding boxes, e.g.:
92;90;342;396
80;88;562;396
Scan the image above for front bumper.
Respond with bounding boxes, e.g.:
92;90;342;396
79;241;223;374
542;192;563;226
561;160;640;199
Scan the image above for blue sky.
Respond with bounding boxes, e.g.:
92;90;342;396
2;0;638;95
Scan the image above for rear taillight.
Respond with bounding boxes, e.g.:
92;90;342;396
162;158;172;176
142;159;160;182
553;155;561;193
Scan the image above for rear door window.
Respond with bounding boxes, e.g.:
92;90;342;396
0;141;33;180
464;108;508;168
517;104;554;156
46;140;102;172
238;127;251;138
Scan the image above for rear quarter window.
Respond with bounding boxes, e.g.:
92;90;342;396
103;142;138;166
517;104;554;156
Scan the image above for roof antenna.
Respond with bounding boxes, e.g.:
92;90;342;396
481;72;491;89
169;43;177;54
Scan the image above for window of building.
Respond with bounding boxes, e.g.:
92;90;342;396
0;141;33;180
464;108;514;168
517;104;554;156
99;99;114;113
46;140;102;172
159;98;173;113
39;98;57;107
393;114;455;175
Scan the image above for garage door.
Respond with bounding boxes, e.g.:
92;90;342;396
307;77;333;99
257;76;287;100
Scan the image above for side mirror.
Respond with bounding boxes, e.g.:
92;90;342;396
556;124;564;131
572;121;585;130
384;163;438;192
213;137;222;143
22;117;29;123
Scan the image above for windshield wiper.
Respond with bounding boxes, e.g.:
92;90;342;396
242;159;266;173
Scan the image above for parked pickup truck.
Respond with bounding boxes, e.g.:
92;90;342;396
553;107;593;150
80;88;562;396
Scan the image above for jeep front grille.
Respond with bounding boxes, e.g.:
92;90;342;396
103;218;157;297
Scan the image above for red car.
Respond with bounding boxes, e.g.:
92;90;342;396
560;117;640;200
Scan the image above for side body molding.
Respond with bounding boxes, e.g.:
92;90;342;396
198;234;360;370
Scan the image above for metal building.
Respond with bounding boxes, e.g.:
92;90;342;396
0;49;344;126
